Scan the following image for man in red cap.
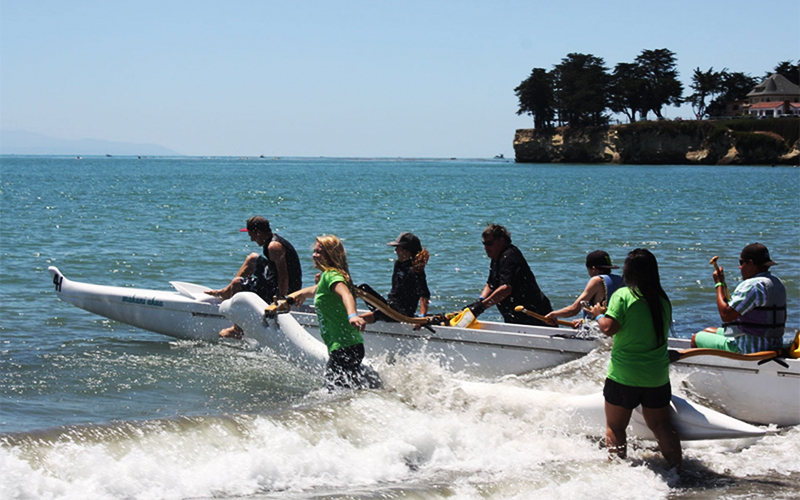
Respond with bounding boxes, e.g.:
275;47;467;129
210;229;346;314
207;216;302;338
692;243;787;353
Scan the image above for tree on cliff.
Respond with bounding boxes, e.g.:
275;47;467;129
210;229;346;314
687;67;724;119
769;60;800;85
515;68;555;129
635;48;683;119
706;71;759;117
608;62;647;122
553;53;610;127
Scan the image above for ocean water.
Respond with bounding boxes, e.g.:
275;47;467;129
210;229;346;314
1;156;799;500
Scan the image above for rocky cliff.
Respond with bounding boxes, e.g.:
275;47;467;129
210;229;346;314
513;119;800;165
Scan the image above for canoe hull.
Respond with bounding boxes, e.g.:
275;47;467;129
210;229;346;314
48;268;799;426
48;266;229;341
669;337;800;427
291;310;601;377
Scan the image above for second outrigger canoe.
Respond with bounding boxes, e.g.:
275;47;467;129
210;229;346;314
48;267;800;426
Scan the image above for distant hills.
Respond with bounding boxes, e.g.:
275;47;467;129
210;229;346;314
0;130;182;156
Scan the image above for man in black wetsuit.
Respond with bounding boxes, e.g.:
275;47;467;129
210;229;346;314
466;224;552;326
207;216;303;337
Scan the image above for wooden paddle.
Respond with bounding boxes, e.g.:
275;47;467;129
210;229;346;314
353;287;432;325
514;305;573;327
668;347;780;364
710;255;731;301
264;298;292;317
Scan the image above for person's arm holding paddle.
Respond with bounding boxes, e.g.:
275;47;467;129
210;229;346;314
287;284;316;306
712;264;740;323
710;256;731;301
545;276;605;328
467;284;512;317
418;296;430;317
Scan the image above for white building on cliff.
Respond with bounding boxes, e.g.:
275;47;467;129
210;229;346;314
746;73;800;118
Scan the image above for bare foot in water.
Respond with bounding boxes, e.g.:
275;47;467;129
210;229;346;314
219;325;243;339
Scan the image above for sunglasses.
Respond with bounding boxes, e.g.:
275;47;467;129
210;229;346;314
482;239;495;246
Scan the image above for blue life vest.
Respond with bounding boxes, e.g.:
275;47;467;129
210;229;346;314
583;274;624;319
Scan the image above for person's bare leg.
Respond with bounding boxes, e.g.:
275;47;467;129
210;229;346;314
232;253;260;279
206;253;260;299
642;405;683;472
605;401;633;460
205;277;243;300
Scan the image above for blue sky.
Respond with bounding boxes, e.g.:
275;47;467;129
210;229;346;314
2;0;798;157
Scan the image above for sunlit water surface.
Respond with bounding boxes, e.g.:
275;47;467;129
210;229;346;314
1;156;798;499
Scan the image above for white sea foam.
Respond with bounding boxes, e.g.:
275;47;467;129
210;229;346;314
4;355;794;500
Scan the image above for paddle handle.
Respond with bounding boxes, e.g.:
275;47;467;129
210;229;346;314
514;305;572;327
710;256;731;301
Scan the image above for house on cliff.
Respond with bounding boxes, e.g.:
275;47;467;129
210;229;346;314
745;73;800;118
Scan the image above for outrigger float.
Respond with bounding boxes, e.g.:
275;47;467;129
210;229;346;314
48;267;800;427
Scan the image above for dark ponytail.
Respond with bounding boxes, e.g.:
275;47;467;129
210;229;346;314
621;248;671;346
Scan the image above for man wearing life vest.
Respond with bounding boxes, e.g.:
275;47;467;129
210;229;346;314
544;250;624;328
692;243;787;354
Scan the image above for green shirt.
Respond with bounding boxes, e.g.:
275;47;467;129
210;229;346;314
605;287;670;387
314;269;364;353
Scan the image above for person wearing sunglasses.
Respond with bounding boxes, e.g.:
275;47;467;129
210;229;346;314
466;224;552;326
691;243;787;354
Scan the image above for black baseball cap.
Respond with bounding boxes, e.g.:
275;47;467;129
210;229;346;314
741;243;777;266
586;250;619;269
387;232;422;255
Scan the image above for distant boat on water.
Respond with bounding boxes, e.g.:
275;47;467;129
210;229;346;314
494;154;504;159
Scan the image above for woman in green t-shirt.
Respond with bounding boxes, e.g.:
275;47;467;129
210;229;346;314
587;248;682;471
289;235;375;390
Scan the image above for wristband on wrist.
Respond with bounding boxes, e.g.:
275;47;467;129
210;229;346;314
347;313;358;319
595;314;606;320
715;282;724;288
479;296;485;301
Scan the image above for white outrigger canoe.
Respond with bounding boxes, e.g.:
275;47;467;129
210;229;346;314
48;267;800;427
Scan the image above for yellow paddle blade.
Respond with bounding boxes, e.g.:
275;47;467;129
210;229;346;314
449;308;478;329
790;330;800;359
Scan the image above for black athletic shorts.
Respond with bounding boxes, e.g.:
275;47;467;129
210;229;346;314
603;378;672;410
325;343;365;390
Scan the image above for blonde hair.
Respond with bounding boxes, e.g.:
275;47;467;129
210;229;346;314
315;235;352;283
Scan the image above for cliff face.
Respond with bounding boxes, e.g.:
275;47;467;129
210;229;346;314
514;120;800;165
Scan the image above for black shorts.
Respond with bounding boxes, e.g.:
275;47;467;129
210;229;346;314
603;378;672;410
325;343;365;390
